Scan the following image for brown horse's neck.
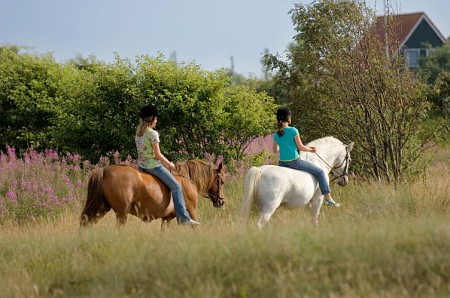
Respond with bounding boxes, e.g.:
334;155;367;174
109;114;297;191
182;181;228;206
175;160;215;193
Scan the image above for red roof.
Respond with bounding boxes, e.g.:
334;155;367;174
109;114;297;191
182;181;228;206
374;12;445;48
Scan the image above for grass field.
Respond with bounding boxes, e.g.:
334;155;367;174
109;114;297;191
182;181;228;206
0;144;449;297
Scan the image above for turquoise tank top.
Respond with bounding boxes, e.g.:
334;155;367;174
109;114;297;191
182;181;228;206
273;126;300;161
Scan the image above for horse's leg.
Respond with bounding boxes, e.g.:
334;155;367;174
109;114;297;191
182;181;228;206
310;195;323;226
160;215;176;232
106;188;134;226
114;205;131;226
112;200;131;226
256;204;278;229
160;219;168;232
187;207;198;221
92;204;112;225
257;212;273;229
181;185;200;226
113;213;126;225
256;194;281;229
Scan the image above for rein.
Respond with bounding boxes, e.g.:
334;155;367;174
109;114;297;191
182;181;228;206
170;167;197;187
170;165;224;203
314;147;350;182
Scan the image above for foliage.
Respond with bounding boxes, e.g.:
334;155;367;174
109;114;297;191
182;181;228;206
0;146;87;223
135;54;276;163
263;0;442;183
418;44;450;113
0;46;65;150
1;46;275;164
431;71;450;114
419;44;450;84
67;53;106;71
135;55;230;161
52;55;141;162
220;84;276;162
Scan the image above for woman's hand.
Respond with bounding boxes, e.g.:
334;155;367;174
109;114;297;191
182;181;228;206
168;162;176;169
309;146;317;153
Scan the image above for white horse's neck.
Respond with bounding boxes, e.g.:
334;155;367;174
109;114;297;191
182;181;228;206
304;137;344;173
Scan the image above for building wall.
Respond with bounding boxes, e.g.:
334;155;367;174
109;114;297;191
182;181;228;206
404;19;444;48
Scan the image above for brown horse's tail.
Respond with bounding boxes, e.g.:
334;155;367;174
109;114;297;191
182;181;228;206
80;168;110;227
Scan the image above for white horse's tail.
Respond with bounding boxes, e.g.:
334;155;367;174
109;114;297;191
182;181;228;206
239;166;263;222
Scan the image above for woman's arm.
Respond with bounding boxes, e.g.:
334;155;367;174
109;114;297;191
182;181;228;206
152;142;175;168
273;141;279;153
294;135;316;153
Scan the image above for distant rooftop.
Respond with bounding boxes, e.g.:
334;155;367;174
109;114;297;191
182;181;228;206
374;12;446;47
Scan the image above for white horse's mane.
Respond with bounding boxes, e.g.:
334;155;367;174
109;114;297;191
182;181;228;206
306;136;343;147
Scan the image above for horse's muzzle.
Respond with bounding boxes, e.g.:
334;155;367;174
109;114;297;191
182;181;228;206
212;197;225;208
337;176;348;187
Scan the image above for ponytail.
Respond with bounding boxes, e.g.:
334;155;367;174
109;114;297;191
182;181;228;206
277;121;284;137
136;117;155;137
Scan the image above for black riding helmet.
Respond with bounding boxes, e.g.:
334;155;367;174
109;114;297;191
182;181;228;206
276;107;292;122
140;105;160;119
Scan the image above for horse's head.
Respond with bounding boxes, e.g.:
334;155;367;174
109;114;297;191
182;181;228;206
207;162;225;208
331;142;354;186
175;160;226;208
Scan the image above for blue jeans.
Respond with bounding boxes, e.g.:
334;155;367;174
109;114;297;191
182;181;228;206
139;165;193;223
278;158;331;195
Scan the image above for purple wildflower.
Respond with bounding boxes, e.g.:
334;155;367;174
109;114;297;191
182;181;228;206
6;191;17;200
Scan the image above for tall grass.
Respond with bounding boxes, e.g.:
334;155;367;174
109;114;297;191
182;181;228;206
0;144;449;297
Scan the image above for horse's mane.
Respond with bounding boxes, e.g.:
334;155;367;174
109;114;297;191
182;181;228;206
306;136;343;147
174;159;215;191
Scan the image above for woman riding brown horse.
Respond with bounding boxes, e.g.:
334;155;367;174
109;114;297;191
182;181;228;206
80;160;225;228
135;105;201;225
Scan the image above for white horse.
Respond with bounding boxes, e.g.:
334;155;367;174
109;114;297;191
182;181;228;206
239;136;354;228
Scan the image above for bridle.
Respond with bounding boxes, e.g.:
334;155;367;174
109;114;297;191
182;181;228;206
315;146;351;182
207;169;225;207
171;166;224;207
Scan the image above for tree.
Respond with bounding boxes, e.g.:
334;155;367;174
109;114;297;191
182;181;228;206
0;46;276;164
135;54;230;161
0;46;65;151
52;55;141;162
263;0;441;183
53;53;275;164
419;44;450;84
67;54;106;71
136;54;275;163
419;44;450;113
221;84;276;162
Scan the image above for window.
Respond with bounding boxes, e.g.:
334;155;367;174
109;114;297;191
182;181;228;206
404;48;432;68
405;49;420;68
420;49;428;57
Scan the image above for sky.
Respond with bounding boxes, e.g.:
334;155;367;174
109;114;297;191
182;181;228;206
1;0;449;78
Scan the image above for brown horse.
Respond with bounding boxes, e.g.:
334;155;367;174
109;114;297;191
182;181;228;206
80;160;225;228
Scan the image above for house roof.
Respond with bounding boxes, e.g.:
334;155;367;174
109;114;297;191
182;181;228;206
374;12;446;48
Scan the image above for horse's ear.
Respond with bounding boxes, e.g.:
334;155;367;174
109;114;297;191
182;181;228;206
217;162;223;172
347;142;355;151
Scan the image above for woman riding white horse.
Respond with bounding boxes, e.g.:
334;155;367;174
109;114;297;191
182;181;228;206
239;107;354;228
274;107;340;207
